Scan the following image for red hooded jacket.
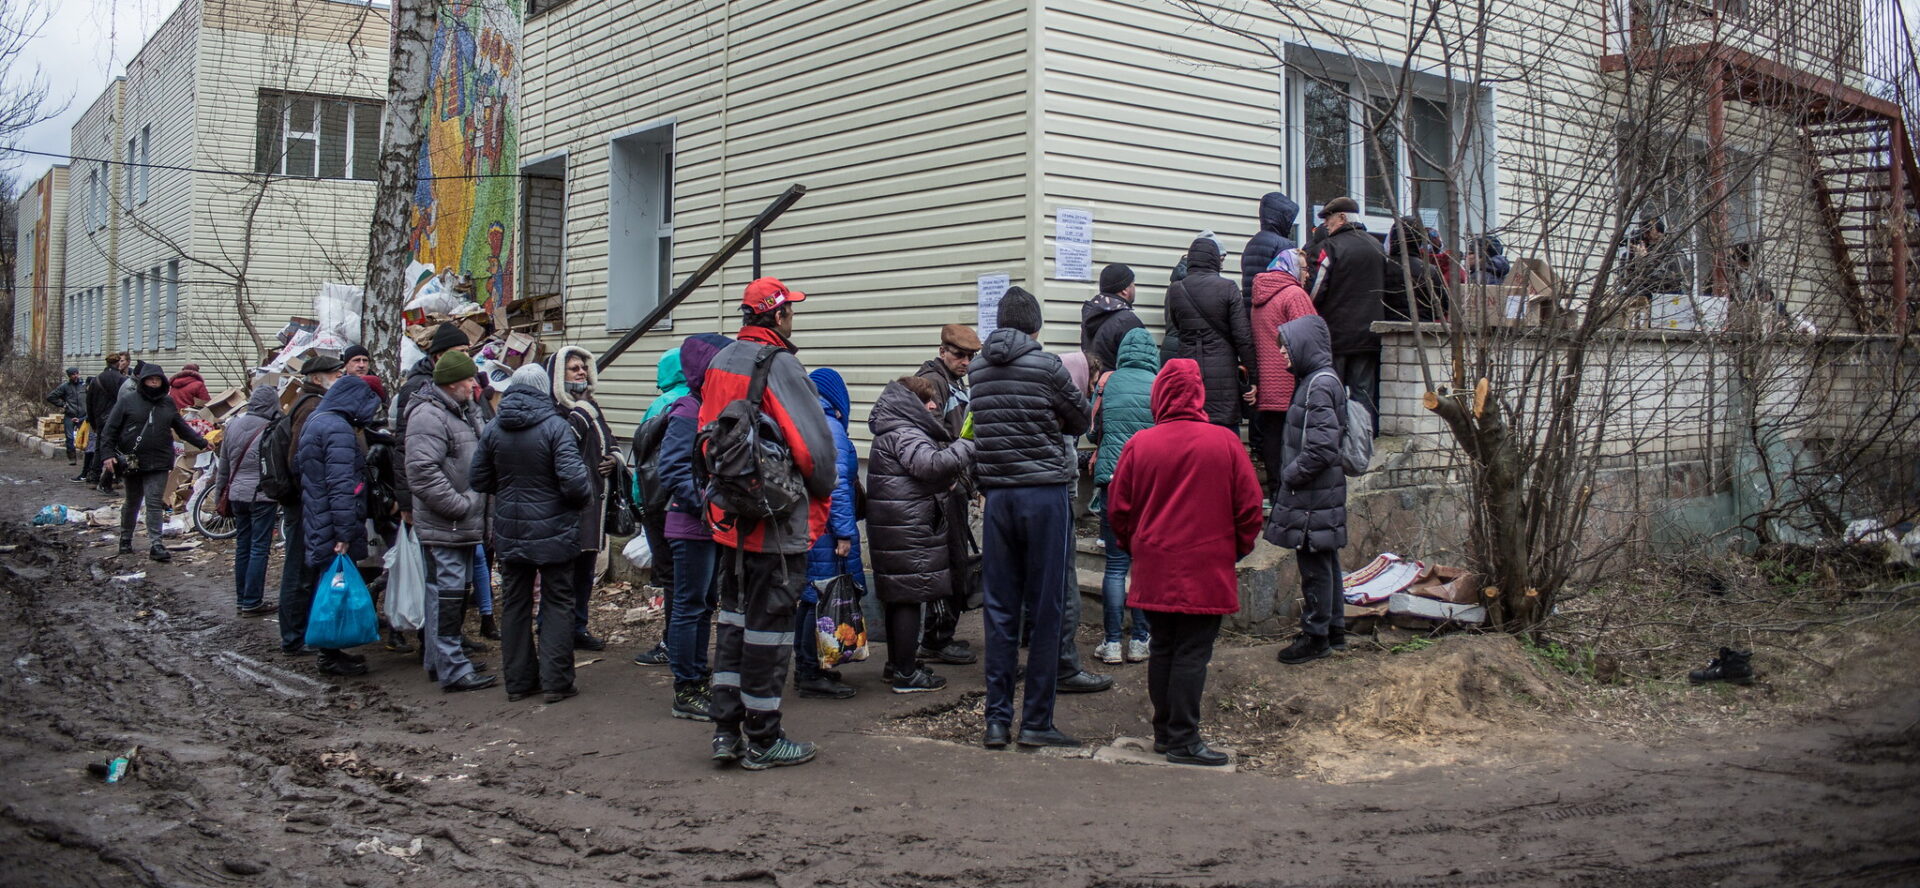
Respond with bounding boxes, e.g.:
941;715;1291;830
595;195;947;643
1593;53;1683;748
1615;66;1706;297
1249;269;1317;413
1108;359;1264;615
697;325;837;554
169;367;211;410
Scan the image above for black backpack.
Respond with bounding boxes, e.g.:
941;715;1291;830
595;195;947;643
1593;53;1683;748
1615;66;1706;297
256;393;317;505
695;346;806;522
630;411;674;518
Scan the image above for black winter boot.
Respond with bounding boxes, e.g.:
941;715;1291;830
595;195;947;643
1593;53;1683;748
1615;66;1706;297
1689;648;1754;685
480;613;501;640
148;542;172;563
118;536;134;555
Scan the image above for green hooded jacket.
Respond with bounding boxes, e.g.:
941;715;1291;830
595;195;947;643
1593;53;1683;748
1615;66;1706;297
1091;326;1161;486
640;348;688;424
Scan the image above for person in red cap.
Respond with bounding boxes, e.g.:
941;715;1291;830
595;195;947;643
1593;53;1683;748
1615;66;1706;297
698;277;838;770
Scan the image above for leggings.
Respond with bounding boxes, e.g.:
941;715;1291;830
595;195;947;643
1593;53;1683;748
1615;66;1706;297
885;601;922;676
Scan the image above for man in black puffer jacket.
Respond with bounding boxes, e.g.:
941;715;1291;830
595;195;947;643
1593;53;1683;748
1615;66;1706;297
1168;236;1257;427
1080;263;1143;377
1240;191;1300;297
472;364;594;703
102;362;209;561
1307;197;1387;434
1264;315;1349;666
84;352;130;490
968;287;1092;751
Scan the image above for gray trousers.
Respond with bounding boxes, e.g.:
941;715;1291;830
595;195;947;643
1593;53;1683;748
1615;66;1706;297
422;543;478;687
1058;486;1085;679
118;470;168;542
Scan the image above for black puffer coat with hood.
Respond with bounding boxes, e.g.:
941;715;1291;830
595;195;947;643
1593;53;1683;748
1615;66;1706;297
103;362;208;472
1080;293;1143;377
1167;236;1257;426
1241;191;1300;296
1263;315;1348;553
472;384;593;565
967;329;1090;488
866;381;977;604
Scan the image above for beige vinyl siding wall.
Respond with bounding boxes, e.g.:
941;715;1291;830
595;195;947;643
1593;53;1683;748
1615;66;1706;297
189;0;388;390
1035;0;1288;336
64;81;125;362
525;0;1031;441
45;168;70;359
115;0;200;366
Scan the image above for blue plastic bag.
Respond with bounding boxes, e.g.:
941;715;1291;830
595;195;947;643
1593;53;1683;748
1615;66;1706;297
306;554;379;649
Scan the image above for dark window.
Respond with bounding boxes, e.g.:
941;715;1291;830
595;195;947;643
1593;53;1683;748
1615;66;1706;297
255;89;384;180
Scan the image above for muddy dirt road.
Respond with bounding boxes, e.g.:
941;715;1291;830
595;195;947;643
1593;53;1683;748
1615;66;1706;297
1;448;1916;887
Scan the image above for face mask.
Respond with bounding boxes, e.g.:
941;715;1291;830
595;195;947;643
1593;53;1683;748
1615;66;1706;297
566;381;590;397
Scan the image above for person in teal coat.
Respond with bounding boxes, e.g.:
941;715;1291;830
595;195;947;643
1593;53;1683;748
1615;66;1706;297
1088;326;1160;664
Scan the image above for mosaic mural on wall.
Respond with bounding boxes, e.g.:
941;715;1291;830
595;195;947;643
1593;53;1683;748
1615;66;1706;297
411;0;520;310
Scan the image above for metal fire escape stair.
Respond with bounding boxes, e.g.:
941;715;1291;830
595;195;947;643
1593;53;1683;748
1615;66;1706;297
1802;116;1920;332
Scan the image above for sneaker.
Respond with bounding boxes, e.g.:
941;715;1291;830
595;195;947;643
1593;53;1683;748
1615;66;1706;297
741;737;818;771
672;685;714;721
917;642;977;665
1094;641;1124;665
238;600;277;616
711;732;746;762
795;674;857;699
632;642;670;666
574;633;608;652
1126;638;1151;663
891;667;947;694
1278;635;1331;665
1688;647;1754;685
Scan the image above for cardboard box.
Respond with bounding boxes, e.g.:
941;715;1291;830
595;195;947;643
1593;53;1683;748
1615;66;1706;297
458;318;487;348
203;388;248;422
1387;591;1486;625
503;331;536;368
1459;258;1561;327
1406;564;1483;605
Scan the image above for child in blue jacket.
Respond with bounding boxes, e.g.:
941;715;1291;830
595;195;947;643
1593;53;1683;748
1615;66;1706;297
795;367;864;699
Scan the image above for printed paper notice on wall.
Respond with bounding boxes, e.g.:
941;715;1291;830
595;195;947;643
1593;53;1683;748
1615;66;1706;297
977;273;1010;331
1055;207;1093;245
1055;243;1093;281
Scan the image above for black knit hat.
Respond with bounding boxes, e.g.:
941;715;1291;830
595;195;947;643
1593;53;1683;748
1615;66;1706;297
1098;263;1134;294
996;286;1042;335
342;344;370;362
427;322;469;355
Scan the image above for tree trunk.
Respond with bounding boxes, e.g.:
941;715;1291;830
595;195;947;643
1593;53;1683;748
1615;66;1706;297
1427;386;1533;630
362;0;434;377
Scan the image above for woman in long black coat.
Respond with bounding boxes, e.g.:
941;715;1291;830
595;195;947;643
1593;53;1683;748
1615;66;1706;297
1167;236;1258;427
866;376;976;694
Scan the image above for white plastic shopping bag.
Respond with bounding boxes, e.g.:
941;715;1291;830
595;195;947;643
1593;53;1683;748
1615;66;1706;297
383;523;428;632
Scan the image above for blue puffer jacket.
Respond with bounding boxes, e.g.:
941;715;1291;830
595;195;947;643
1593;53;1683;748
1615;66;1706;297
297;376;381;567
805;370;864;585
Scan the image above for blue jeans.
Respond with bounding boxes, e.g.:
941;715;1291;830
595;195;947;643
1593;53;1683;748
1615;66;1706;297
982;484;1070;732
473;544;494;616
62;416;79;459
232;501;278;609
667;538;719;686
1100;508;1150;644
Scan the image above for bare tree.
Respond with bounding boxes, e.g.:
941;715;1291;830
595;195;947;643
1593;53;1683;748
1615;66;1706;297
1175;0;1920;631
0;0;62;153
362;0;434;376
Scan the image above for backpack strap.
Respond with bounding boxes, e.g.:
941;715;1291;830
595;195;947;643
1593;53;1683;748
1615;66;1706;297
745;345;780;413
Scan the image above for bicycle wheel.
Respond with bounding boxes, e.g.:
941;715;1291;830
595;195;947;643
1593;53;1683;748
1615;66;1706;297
189;478;239;540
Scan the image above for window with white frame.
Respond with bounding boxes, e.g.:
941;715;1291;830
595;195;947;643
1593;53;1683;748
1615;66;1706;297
1615;132;1761;299
125;136;136;208
138;125;151;203
1289;68;1489;245
162;262;179;349
255;90;383;180
85;169;99;230
607;123;675;331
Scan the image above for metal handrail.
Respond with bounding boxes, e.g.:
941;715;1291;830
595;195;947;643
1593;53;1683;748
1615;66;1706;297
596;183;807;372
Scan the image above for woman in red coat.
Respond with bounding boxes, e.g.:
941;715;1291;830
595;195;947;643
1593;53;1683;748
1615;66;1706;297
1108;358;1263;767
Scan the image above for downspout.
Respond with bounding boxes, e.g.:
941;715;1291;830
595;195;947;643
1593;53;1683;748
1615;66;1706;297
1024;0;1045;344
716;0;731;331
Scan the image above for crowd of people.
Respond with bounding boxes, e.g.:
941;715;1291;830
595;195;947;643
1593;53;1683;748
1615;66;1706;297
53;189;1437;771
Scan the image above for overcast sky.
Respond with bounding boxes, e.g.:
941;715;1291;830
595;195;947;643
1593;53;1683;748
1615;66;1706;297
6;0;1920;188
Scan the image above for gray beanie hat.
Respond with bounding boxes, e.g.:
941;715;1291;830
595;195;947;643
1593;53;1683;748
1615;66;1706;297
510;363;552;396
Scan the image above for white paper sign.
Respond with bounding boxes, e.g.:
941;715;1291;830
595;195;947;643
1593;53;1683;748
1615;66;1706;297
977;273;1010;331
1056;243;1093;281
1055;207;1093;245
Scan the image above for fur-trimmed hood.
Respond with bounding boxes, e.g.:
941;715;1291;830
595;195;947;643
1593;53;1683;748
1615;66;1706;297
545;345;600;410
